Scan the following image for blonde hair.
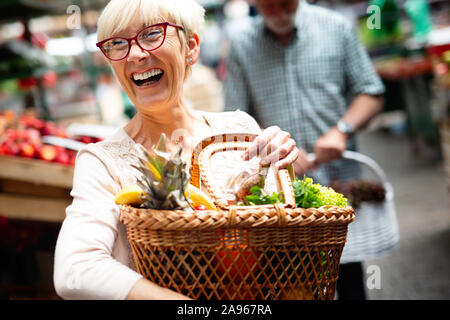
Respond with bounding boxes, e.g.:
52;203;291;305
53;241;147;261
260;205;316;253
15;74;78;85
97;0;205;76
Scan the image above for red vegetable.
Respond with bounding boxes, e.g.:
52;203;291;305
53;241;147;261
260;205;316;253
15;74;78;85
194;205;207;211
216;249;259;283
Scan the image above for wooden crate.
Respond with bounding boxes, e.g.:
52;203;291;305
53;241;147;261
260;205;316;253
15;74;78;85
0;155;74;222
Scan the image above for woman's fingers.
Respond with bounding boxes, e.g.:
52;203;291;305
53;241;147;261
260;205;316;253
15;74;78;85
275;144;299;169
243;126;280;160
244;126;298;168
261;136;295;167
293;148;315;176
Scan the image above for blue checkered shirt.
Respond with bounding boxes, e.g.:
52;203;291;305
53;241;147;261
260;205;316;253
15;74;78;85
224;2;385;185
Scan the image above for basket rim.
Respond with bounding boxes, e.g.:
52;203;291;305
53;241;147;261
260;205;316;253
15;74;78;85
119;204;355;231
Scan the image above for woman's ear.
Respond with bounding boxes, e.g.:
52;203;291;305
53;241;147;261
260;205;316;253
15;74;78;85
186;33;200;65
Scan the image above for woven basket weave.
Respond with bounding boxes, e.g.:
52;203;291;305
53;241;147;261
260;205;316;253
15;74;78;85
120;133;355;300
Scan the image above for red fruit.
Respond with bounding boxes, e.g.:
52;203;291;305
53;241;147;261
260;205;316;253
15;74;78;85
21;116;45;131
54;150;70;165
23;128;41;145
19;142;36;158
78;136;94;144
216;250;260;284
67;150;77;166
40;122;59;136
5;129;21;141
53;145;65;154
2;141;20;156
37;145;57;161
54;126;67;138
194;205;207;211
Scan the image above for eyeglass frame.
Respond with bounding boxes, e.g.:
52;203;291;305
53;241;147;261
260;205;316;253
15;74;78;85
96;22;185;61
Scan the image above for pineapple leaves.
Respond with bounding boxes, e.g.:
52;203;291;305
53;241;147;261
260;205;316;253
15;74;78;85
129;134;192;211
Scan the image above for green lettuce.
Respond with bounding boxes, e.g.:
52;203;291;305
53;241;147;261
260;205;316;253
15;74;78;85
293;176;348;208
243;185;284;206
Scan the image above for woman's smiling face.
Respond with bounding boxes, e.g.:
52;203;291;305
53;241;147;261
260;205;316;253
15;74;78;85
109;19;188;113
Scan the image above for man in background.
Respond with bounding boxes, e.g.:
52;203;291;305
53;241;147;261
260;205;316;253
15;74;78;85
224;0;385;299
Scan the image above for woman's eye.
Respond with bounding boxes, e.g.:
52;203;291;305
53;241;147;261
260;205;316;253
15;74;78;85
112;39;127;46
142;29;162;39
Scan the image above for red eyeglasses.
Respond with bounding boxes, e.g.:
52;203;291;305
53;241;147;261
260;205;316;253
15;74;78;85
96;22;184;61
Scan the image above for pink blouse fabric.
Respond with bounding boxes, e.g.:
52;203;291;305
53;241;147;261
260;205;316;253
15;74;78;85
53;110;261;299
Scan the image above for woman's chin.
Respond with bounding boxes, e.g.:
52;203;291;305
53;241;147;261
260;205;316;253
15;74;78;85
134;94;173;112
132;87;167;107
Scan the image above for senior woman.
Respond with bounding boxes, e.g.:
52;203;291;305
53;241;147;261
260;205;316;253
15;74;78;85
53;0;299;300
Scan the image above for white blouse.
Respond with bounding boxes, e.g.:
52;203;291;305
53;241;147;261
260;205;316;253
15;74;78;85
53;110;261;300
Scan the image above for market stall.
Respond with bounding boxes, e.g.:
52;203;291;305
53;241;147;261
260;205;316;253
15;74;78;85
0;155;73;222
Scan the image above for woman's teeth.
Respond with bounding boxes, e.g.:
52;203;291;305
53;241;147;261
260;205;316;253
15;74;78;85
132;69;164;86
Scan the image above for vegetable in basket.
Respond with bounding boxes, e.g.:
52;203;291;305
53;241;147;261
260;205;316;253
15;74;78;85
241;183;284;206
235;175;348;209
293;176;348;208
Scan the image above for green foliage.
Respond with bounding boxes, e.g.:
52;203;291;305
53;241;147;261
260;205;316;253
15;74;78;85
293;176;348;208
243;184;284;206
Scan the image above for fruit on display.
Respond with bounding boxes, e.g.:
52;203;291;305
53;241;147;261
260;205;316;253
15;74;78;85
19;141;35;158
36;144;57;162
0;110;102;166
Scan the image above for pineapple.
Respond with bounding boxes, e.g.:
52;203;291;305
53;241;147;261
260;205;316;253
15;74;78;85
130;133;192;211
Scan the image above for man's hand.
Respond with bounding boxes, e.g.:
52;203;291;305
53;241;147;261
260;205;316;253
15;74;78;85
313;127;348;166
243;126;299;170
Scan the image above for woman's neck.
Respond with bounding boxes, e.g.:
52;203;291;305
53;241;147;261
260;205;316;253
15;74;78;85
124;102;203;152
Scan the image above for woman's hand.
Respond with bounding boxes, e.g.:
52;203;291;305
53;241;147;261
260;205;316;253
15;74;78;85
313;127;347;166
292;147;314;176
243;126;299;169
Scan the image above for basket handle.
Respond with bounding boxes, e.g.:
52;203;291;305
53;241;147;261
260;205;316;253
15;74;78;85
192;133;296;210
190;133;258;189
307;151;394;199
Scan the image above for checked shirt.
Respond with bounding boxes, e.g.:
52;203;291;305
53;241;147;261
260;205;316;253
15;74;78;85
224;1;385;185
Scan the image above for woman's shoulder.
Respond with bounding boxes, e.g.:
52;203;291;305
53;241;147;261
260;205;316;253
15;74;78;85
75;126;138;188
93;127;135;157
201;110;261;134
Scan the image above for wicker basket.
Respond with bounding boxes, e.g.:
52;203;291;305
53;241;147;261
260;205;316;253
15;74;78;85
334;151;399;264
120;133;355;300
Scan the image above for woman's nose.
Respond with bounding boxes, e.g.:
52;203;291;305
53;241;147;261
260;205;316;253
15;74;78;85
127;40;148;62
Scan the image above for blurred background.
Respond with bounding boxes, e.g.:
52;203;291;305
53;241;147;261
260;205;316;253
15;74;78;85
0;0;449;300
